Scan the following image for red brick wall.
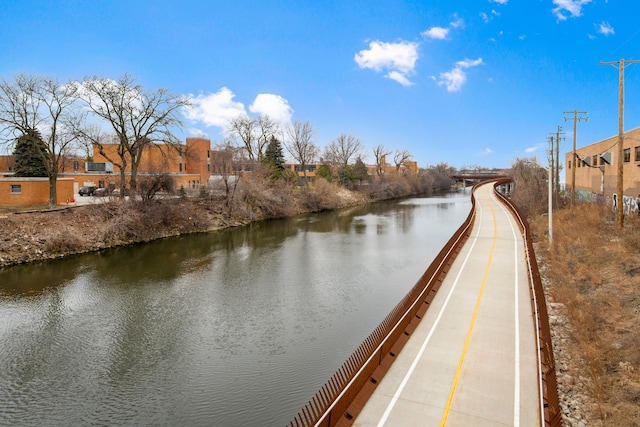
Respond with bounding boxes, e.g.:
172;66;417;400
0;178;74;206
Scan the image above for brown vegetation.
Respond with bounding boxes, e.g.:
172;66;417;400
0;162;451;269
529;202;640;426
0;174;378;268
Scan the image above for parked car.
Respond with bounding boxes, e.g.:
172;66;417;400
111;188;130;197
78;186;96;196
93;187;109;197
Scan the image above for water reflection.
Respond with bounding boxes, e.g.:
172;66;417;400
0;192;471;426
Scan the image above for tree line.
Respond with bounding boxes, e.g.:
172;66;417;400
0;73;458;207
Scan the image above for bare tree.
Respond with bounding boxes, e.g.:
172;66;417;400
284;120;318;186
256;115;278;162
211;139;241;216
373;144;392;176
0;74;79;207
509;157;548;218
77;74;188;196
324;133;363;166
228;115;257;162
393;149;413;172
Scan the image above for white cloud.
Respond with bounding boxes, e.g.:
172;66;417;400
484;148;494;154
525;146;539;153
438;58;483;92
480;9;500;23
596;21;615;36
249;93;294;125
490;0;508;4
387;71;414;87
354;40;419;86
438;68;467;92
450;17;465;29
183;89;294;133
552;0;592;21
423;26;449;40
188;128;208;138
183;87;246;129
423;16;464;38
458;58;483;68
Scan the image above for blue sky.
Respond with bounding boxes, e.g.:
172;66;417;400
1;0;639;169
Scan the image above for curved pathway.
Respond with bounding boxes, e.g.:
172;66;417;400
353;182;541;426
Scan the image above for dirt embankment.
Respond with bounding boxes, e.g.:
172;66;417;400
531;205;640;426
0;200;219;268
0;187;367;269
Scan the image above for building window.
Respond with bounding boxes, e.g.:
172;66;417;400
207;164;210;172
592;155;597;166
207;150;210;158
10;184;21;194
568;160;572;169
73;160;79;171
624;148;631;163
599;155;605;166
635;146;640;162
179;163;183;172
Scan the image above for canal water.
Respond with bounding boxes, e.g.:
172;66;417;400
0;190;472;426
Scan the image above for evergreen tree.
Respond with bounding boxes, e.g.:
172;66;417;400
316;163;332;182
13;129;48;177
263;135;286;179
264;135;285;169
353;156;369;184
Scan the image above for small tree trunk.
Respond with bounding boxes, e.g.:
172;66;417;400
48;174;58;208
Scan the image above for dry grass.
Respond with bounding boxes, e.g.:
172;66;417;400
530;204;640;426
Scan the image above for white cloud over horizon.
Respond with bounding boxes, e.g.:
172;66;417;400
183;88;294;134
183;87;246;130
525;145;540;153
354;40;419;86
249;93;294;125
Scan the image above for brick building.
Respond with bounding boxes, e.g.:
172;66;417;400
1;136;421;206
565;126;640;208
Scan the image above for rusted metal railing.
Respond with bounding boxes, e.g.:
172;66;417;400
493;179;563;427
287;190;478;427
288;181;563;427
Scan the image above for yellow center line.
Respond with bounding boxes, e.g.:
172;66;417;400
440;203;498;426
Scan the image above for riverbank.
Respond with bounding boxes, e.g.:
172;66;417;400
0;186;366;269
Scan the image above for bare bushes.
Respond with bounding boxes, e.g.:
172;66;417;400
531;204;640;425
298;178;343;211
43;225;85;253
366;176;411;200
89;199;210;244
235;174;298;220
509;159;548;218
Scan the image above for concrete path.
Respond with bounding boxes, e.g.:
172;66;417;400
353;182;541;426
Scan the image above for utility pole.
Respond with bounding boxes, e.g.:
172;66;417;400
563;110;588;209
549;126;565;203
547;135;555;204
600;59;640;227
